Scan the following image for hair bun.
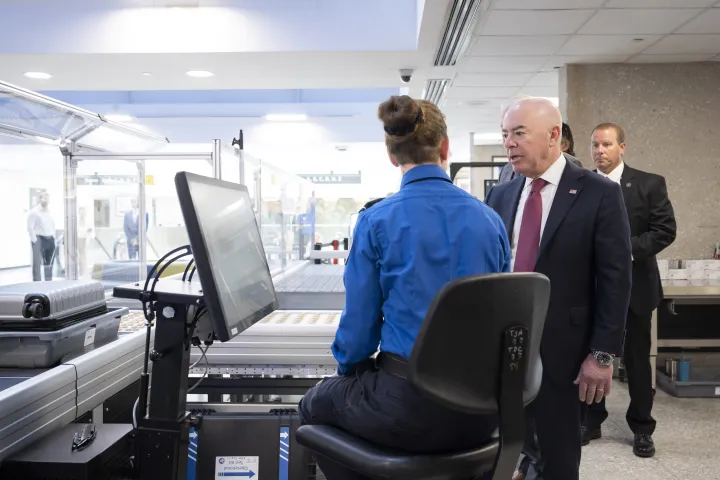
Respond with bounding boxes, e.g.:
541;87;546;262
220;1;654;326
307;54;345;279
378;95;423;137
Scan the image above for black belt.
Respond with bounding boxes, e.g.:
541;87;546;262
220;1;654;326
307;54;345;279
376;352;409;380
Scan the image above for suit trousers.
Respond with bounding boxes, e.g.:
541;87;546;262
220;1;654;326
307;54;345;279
298;363;497;480
31;236;55;282
585;309;656;435
525;373;584;480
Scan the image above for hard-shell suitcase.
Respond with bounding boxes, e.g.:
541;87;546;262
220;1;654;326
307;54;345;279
0;280;107;332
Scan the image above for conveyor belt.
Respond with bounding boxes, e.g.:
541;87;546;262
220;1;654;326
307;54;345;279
0;310;153;462
273;263;345;310
190;310;341;376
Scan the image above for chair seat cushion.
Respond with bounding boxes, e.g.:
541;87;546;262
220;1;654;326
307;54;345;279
296;425;498;480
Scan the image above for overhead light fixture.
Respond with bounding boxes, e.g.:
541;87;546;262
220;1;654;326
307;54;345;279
34;135;61;145
105;114;134;122
473;132;503;144
24;72;52;79
186;70;214;78
264;114;308;122
142;72;153;76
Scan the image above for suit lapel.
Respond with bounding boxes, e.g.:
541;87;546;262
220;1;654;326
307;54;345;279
538;164;584;259
619;164;636;211
504;177;525;239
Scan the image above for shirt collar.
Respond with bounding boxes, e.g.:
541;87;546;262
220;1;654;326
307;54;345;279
400;164;450;188
597;161;624;183
524;153;566;189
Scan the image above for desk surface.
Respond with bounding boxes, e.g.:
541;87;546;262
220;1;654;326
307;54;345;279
662;280;720;297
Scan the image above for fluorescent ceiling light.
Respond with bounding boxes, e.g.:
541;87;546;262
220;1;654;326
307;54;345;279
186;70;214;78
24;72;52;79
264;114;308;122
142;72;153;76
105;114;134;122
473;132;503;144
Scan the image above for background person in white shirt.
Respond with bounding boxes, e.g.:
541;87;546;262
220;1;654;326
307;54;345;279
27;192;56;282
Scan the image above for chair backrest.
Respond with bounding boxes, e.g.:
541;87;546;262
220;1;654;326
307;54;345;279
407;272;549;415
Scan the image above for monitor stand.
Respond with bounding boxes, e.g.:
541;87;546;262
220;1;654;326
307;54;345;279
114;281;205;480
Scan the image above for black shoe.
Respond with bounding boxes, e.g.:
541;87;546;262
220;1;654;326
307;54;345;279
633;434;655;458
581;426;601;446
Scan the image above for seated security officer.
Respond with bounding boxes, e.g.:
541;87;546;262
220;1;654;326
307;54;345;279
298;95;511;480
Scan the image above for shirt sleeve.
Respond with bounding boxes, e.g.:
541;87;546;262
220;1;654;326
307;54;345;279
330;212;383;375
27;211;37;243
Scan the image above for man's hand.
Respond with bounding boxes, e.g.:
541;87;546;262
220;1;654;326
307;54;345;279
574;354;613;404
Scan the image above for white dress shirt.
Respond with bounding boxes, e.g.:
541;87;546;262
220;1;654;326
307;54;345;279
597;161;624;184
511;153;566;271
27;206;56;243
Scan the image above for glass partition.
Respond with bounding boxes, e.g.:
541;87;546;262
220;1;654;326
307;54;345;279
255;155;314;272
0;141;65;286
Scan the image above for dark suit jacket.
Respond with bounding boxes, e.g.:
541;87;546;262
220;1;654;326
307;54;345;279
485;160;632;383
497;153;583;184
605;165;676;315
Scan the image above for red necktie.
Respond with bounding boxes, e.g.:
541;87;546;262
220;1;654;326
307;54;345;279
514;178;548;272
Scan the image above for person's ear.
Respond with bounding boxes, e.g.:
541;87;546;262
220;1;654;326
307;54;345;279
439;137;450;162
387;151;400;168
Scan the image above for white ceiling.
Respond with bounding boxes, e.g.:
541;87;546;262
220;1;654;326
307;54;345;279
443;0;720;137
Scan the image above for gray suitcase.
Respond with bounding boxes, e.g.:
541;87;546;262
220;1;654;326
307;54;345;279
0;280;107;332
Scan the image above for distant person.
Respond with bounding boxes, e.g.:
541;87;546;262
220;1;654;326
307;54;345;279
27;192;56;281
583;123;676;458
298;95;510;480
498;122;582;184
123;199;148;260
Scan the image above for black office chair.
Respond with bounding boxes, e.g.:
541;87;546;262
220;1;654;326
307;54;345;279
296;272;550;480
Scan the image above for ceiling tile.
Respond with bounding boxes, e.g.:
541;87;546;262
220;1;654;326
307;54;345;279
604;0;717;7
445;86;521;100
579;9;703;35
642;34;720;54
557;35;664;55
460;56;550;73
479;10;596;36
525;71;559;87
516;86;560;97
469;35;569;56
630;53;717;62
492;0;606;9
541;55;632;70
454;73;534;87
676;9;720;34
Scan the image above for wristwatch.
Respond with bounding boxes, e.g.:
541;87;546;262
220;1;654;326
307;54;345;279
591;350;614;367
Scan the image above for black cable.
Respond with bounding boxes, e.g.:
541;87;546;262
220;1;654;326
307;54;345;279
188;266;197;282
182;258;195;281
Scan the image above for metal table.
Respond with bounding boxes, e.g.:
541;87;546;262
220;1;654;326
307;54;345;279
651;280;720;388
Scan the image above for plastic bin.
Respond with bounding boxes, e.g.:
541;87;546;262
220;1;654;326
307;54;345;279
656;366;720;398
0;307;128;368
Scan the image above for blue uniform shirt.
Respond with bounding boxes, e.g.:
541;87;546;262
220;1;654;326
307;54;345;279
332;164;511;375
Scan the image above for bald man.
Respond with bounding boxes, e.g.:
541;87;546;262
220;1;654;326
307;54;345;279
484;98;632;480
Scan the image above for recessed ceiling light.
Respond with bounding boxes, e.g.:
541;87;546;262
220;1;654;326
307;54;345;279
186;70;214;78
105;114;134;122
142;72;153;76
24;72;52;79
264;114;308;122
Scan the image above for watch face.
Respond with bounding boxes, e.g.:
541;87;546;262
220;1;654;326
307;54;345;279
594;352;613;365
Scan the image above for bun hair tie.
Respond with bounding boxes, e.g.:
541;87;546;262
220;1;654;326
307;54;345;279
384;107;424;137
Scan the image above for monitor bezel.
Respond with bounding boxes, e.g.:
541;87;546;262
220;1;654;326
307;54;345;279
174;171;279;343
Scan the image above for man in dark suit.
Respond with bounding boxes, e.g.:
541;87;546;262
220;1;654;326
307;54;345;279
484;98;632;480
583;123;676;458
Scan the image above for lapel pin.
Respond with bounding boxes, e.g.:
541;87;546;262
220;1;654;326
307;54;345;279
626;182;631;187
569;189;577;195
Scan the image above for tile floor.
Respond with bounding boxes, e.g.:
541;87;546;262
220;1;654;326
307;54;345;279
580;380;720;479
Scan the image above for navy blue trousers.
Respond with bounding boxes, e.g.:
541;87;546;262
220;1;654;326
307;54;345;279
298;364;497;480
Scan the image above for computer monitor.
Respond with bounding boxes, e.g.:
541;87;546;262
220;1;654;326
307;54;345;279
175;172;279;342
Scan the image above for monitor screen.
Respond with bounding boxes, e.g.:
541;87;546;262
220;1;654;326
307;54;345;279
175;172;278;342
